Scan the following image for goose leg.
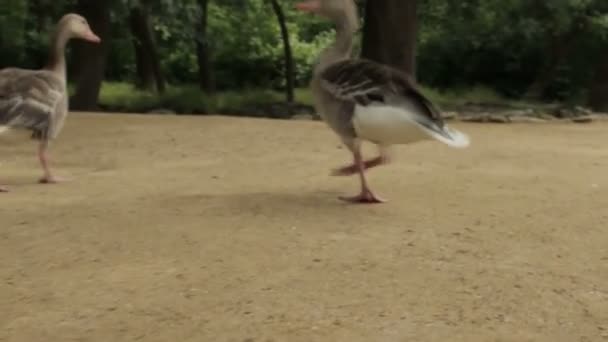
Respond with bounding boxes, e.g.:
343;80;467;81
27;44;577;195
332;146;390;176
339;144;386;204
38;141;64;184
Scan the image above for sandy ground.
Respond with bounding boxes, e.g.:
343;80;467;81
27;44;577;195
1;113;607;342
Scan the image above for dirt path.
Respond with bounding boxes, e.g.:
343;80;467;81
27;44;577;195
1;113;607;342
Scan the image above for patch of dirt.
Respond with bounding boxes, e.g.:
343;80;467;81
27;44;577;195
1;113;607;342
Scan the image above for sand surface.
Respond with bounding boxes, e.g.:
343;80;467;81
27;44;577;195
1;113;607;342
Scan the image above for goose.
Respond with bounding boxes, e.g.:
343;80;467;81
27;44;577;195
0;14;100;192
295;0;470;203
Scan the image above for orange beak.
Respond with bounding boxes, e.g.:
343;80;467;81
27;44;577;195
295;0;321;13
84;30;101;43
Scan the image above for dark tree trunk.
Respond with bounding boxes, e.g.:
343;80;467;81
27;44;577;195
71;0;111;111
132;37;156;90
269;0;295;103
130;9;155;90
196;0;215;92
588;52;608;112
362;0;418;79
524;31;579;100
524;1;590;100
129;2;165;93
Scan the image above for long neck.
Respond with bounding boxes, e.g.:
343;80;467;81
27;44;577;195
314;16;355;75
44;27;69;77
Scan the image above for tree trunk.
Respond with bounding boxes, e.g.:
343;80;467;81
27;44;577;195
196;0;215;92
523;1;590;100
132;37;156;90
130;8;155;91
71;0;111;111
524;31;578;100
129;2;165;93
588;52;608;112
269;0;295;103
362;0;417;79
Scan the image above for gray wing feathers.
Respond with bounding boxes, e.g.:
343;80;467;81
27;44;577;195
319;60;445;128
0;68;65;139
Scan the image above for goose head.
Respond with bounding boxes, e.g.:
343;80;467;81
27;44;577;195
57;13;101;43
295;0;358;33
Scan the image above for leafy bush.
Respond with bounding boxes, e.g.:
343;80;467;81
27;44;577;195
2;0;607;105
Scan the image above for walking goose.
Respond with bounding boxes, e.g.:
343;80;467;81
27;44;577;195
296;0;470;203
0;14;100;192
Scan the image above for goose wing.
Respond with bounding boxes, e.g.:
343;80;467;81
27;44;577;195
0;68;64;139
319;59;444;128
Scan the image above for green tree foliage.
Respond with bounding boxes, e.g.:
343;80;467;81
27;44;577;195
418;0;608;99
0;0;607;102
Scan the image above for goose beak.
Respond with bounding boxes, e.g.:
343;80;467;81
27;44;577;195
295;0;321;13
84;30;101;43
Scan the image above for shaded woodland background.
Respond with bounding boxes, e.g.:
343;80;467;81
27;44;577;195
1;0;608;115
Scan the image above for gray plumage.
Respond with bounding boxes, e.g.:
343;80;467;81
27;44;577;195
297;0;469;203
318;59;453;140
0;13;100;190
307;0;469;149
0;68;67;140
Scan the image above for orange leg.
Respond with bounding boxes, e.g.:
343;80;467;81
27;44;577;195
332;146;390;176
38;141;65;184
338;145;386;204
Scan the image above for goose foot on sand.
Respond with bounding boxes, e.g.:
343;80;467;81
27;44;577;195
338;145;386;204
339;190;386;204
37;142;68;184
39;176;68;184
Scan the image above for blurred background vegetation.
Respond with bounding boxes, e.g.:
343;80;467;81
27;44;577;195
1;0;608;116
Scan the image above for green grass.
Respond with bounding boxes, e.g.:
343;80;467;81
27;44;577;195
294;88;315;106
417;85;548;110
419;85;505;105
98;82;286;114
304;85;545;110
95;82;546;116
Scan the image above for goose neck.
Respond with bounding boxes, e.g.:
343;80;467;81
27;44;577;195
45;28;69;77
314;17;356;75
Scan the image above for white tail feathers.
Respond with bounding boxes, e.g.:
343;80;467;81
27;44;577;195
422;124;471;148
353;104;471;148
